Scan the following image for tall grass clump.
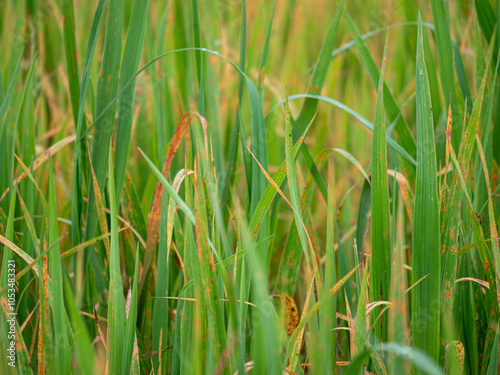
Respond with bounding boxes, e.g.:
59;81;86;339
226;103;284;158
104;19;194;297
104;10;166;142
1;0;500;374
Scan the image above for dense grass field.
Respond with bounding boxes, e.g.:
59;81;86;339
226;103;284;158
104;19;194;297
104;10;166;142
1;0;500;373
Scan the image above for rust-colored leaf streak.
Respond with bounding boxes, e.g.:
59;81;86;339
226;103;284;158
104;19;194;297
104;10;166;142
140;112;208;295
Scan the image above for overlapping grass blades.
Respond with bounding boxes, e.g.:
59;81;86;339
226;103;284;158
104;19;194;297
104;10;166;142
85;0;125;243
343;8;417;184
3;0;500;373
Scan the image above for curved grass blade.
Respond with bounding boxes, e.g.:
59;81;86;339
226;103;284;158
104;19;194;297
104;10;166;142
284;91;320;291
248;112;316;239
0;135;76;203
140;112;199;295
267;94;416;166
343;9;417;183
346;343;444;375
331;148;371;184
291;0;344;141
274;149;331;296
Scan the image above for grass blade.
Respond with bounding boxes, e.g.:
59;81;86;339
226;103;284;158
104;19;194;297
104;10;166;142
48;162;71;374
429;0;461;148
114;0;150;205
411;14;441;368
107;148;127;375
60;0;80;125
370;30;391;342
85;0;125;243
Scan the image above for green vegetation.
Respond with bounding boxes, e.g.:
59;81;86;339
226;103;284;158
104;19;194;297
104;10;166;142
1;0;500;373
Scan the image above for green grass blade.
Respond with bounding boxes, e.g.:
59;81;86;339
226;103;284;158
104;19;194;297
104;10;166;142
346;343;443;375
0;192;16;375
48;162;71;374
274;149;331;296
429;0;461;148
70;0;108;247
139;149;195;225
107;148;127;375
389;193;410;373
353;261;369;360
0;49;23;144
151;169;187;372
249;114;315;238
284;91;317;287
411;14;441;369
234;198;282;374
122;247;140;375
220;0;248;215
85;0;125;243
370;30;391;342
60;0;80;126
62;270;95;374
267;94;416;166
315;163;337;373
257;0;277;100
193;160;225;373
114;0;150;206
486;323;499;375
475;0;496;43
